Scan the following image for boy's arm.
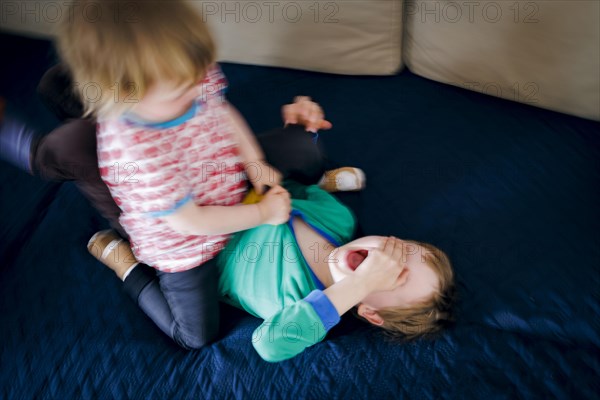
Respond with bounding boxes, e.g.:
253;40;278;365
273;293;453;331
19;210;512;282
252;280;370;362
252;269;386;363
252;291;339;362
252;251;405;362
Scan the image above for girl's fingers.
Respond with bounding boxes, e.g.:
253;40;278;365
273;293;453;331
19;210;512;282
272;186;290;198
268;185;284;194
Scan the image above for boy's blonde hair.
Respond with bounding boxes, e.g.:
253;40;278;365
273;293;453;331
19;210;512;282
358;240;456;341
57;0;215;118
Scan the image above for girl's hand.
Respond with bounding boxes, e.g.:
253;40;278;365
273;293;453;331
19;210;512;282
282;96;333;133
354;237;408;294
257;185;291;225
246;160;282;195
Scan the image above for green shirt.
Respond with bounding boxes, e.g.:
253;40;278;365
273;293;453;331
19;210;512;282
216;182;356;362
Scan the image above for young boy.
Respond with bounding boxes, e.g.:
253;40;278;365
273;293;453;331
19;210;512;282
90;181;455;362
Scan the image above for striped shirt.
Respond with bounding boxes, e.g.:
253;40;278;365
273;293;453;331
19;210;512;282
97;65;247;272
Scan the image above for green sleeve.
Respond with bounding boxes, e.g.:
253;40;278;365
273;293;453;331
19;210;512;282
252;297;337;362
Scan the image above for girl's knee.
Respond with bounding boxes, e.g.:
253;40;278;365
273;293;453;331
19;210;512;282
175;324;219;350
34;119;98;180
37;64;84;120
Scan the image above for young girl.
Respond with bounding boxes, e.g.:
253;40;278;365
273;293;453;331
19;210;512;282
33;0;364;351
91;180;455;362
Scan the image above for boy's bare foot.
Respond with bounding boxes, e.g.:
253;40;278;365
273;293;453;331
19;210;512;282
87;230;138;280
318;167;366;193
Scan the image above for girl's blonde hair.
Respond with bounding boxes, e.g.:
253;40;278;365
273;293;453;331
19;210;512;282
358;240;456;341
56;0;216;118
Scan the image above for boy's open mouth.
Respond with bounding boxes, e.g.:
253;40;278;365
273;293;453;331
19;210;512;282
347;250;368;271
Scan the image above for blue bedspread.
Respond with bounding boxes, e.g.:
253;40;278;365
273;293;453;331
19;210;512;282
1;33;599;399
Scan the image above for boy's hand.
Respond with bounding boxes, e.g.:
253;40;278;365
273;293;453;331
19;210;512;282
354;237;409;294
257;185;291;225
246;160;282;195
282;96;333;133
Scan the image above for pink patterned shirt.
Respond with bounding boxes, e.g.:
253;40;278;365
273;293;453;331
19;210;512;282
97;65;247;272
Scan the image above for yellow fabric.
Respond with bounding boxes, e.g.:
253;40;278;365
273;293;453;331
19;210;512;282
242;188;264;205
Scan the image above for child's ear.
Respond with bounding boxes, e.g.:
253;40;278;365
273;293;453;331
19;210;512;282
357;304;384;326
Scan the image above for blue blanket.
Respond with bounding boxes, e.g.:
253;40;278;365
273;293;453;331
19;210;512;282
1;33;598;399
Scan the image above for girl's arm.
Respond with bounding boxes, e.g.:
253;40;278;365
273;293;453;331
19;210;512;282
163;200;262;236
225;103;282;193
226;103;265;164
163;185;291;236
163;104;292;236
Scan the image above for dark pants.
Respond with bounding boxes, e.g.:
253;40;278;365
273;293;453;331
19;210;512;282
35;64;326;349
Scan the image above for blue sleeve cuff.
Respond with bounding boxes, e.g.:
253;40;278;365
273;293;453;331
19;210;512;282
303;290;340;331
144;194;193;218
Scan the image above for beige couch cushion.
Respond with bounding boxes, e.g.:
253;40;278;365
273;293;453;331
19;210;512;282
0;1;58;38
404;0;600;120
1;1;403;75
195;0;403;75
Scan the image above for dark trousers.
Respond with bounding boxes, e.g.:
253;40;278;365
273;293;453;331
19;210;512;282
35;64;327;349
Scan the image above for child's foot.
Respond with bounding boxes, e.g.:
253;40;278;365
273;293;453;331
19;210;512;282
318;167;366;192
87;230;138;280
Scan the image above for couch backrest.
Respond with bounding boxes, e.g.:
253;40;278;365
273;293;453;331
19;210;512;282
1;0;598;120
0;0;403;75
403;0;600;121
202;1;403;75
